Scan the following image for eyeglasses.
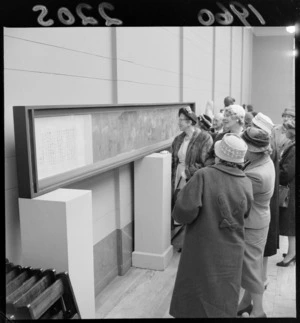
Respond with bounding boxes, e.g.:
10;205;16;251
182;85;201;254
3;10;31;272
282;114;294;119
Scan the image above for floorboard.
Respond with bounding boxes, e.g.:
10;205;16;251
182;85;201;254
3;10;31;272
95;235;296;318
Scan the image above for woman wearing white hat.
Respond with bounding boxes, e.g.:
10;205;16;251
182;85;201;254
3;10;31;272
169;134;253;318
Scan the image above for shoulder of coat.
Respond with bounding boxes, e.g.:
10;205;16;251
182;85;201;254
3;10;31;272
196;129;212;141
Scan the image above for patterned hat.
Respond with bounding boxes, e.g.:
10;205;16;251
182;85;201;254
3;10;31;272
242;127;270;152
198;114;212;130
282;107;295;117
252;112;274;135
215;133;248;163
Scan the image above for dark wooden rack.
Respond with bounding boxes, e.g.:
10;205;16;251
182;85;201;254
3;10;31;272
5;259;81;320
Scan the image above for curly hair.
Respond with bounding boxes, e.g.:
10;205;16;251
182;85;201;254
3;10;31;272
218;158;244;170
224;106;245;126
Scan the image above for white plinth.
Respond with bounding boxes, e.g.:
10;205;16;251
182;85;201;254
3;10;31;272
133;152;173;270
19;188;95;319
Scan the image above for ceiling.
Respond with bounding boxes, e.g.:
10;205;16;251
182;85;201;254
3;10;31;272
252;27;292;36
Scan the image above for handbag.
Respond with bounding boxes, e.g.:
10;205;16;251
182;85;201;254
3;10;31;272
278;184;290;208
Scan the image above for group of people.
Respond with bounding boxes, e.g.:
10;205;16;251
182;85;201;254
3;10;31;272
169;98;296;318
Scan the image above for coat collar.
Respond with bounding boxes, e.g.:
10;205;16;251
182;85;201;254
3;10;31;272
210;163;246;177
189;127;201;142
244;154;271;170
178;127;201;143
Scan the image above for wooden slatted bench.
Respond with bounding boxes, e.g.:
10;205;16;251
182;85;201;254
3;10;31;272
5;261;81;320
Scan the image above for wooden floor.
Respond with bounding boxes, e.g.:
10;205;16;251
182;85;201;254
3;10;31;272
95;235;296;318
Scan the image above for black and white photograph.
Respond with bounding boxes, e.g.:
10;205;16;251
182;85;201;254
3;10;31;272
2;0;297;319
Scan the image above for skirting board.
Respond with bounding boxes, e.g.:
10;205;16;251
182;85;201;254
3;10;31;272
132;245;173;271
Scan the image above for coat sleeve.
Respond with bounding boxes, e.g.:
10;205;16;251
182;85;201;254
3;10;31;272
171;138;179;191
185;135;213;179
244;188;254;219
280;147;295;186
172;170;203;224
171;139;176;170
245;171;261;198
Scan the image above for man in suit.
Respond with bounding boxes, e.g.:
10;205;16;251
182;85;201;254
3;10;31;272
220;96;235;113
271;107;295;159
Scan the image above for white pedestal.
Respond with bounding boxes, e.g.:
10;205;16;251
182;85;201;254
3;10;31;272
19;188;95;319
133;152;173;270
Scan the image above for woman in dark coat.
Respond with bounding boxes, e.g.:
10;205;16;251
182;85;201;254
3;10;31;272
169;134;253;318
171;106;213;192
170;106;212;233
276;119;296;266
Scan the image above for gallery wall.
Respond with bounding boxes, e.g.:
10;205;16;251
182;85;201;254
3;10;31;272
5;26;254;294
251;34;294;125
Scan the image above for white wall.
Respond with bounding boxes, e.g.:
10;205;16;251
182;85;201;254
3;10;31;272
241;28;253;106
231;27;243;104
4;27;114;263
214;27;231;111
4;27;253;264
183;27;214;115
117;27;181;103
251;34;294;124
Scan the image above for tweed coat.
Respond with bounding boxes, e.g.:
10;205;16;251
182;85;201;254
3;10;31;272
279;142;295;236
169;164;253;318
171;128;212;192
243;154;275;230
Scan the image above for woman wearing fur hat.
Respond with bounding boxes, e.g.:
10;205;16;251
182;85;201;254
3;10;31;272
171;106;213;232
276;119;296;267
169;134;253;318
237;127;276;318
198;113;213;132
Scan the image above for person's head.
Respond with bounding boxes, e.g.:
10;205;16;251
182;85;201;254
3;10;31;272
241;127;271;161
251;112;274;135
284;119;296;140
224;96;235;107
246;105;254;112
212;113;224;131
198;114;212;131
282;108;295;128
214;133;248;165
178;106;198;132
244;112;254;129
223;104;245;132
